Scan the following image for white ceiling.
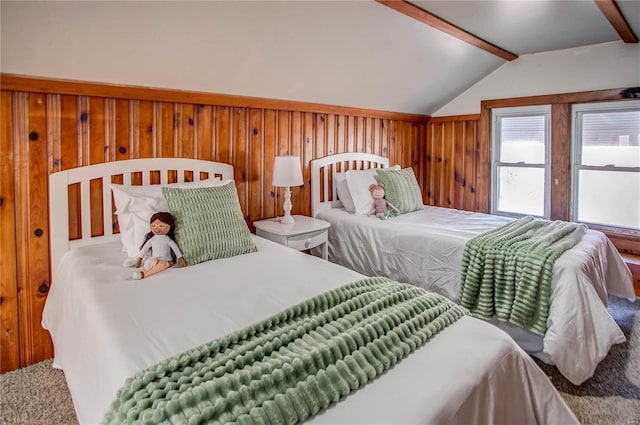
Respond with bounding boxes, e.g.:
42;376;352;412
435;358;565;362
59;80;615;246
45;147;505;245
1;1;638;116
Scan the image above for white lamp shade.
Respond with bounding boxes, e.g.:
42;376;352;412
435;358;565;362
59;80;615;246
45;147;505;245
272;156;303;187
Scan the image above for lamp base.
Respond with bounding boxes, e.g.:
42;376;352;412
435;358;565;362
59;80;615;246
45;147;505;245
279;186;295;224
279;214;295;224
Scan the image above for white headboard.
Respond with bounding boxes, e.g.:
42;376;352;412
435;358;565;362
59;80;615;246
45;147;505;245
49;158;234;275
310;153;389;217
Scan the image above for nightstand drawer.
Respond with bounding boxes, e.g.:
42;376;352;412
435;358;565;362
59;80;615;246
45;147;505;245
253;215;330;260
286;229;328;251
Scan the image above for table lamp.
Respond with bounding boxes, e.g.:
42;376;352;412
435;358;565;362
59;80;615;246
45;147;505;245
272;156;303;224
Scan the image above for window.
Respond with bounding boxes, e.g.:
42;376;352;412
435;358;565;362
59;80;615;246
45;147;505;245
572;101;640;231
491;105;551;218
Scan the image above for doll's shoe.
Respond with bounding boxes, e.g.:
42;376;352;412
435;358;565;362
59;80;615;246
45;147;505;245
132;271;143;280
143;258;154;271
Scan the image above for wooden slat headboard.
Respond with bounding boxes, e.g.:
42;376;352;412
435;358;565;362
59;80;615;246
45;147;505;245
48;158;233;275
310;153;389;217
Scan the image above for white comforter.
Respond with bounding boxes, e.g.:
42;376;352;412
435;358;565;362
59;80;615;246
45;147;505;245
42;236;577;425
317;206;635;385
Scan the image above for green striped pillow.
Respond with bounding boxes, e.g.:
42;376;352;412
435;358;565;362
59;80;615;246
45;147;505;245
162;183;257;266
374;167;423;214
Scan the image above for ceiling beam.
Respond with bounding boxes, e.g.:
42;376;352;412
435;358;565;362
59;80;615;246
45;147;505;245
376;0;518;61
594;0;638;43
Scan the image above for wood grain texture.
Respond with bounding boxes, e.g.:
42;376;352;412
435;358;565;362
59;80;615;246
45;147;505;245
620;254;640;296
1;91;21;373
550;104;571;221
0;77;429;371
476;106;492;213
375;0;518;61
13;92;54;368
425;116;480;210
481;88;630;109
594;0;638;43
463;120;477;211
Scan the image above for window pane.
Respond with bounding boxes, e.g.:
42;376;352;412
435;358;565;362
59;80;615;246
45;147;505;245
581;110;640;167
576;169;640;230
500;116;545;163
497;166;545;216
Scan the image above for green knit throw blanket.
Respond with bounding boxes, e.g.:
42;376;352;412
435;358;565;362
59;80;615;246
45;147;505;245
459;216;587;336
103;277;468;425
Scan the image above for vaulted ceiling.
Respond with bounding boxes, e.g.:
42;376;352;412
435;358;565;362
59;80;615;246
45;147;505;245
1;0;638;115
401;0;639;58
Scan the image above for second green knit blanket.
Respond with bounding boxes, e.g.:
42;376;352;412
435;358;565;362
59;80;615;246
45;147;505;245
103;276;468;425
459;216;587;335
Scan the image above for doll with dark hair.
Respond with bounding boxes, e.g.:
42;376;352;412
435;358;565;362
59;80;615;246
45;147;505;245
132;212;186;280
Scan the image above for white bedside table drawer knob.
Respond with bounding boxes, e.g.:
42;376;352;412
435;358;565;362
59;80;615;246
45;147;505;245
287;231;327;251
253;215;330;260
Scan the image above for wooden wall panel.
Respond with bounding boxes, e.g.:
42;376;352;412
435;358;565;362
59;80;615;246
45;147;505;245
453;121;465;209
114;99;131;162
463;121;477;211
426;116;480;210
138;101;154;159
89;97;106;236
248;108;263;224
550;104;571;221
214;106;231;165
14;92;54;366
1;91;20;372
194;105;213;161
263;110;277;219
0;76;428;372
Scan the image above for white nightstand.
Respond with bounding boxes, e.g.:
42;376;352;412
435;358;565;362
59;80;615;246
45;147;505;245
254;215;331;260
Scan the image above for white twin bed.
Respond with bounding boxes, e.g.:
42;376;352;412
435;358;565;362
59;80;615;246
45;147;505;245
41;158;580;425
310;152;635;386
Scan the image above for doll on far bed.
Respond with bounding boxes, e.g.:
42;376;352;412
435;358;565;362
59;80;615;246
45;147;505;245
132;212;186;280
368;183;399;220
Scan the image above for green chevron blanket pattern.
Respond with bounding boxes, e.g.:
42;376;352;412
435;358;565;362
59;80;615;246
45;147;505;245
103;277;468;425
459;216;587;336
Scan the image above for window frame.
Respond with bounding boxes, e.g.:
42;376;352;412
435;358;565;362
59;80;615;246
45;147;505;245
571;100;640;231
491;105;552;219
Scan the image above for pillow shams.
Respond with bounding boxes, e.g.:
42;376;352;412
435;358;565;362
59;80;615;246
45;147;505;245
345;165;400;215
374;167;423;214
162;183;257;266
111;178;231;258
333;172;355;212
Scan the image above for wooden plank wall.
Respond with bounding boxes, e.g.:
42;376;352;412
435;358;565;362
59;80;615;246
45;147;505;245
0;75;429;372
424;115;481;211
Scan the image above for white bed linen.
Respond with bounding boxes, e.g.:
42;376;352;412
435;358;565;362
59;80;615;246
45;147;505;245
316;206;635;385
42;236;577;425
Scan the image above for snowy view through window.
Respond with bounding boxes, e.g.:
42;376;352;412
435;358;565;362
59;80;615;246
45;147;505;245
497;109;639;230
497;115;546;217
576;110;639;230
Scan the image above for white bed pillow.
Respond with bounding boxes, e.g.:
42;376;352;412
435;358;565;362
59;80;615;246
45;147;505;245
111;178;232;260
334;172;354;212
345;165;400;215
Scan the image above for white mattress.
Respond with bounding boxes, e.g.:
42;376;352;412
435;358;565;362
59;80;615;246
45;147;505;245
316;206;635;385
42;236;578;425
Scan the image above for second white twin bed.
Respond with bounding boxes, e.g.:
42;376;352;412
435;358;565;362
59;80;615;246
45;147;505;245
311;153;635;386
